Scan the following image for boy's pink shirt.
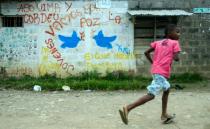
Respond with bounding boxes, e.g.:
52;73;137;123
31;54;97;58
150;39;181;78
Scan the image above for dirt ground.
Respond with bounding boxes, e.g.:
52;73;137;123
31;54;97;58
0;88;210;129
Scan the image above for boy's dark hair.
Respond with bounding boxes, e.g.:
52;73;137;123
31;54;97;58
164;24;177;37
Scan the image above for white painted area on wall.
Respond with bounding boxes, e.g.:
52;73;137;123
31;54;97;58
0;1;136;77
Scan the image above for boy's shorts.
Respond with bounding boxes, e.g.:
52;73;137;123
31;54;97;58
147;74;170;96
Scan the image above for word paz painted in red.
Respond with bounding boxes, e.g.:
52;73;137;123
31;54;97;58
80;18;100;27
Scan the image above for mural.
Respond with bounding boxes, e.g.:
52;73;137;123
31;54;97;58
0;1;136;77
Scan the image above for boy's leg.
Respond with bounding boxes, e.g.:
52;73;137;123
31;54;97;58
126;93;155;113
161;89;170;118
119;74;158;124
119;93;155;124
161;89;175;124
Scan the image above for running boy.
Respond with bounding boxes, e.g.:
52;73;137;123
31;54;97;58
119;24;181;125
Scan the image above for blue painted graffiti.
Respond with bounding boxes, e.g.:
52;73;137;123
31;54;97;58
116;44;131;54
193;8;210;13
58;31;81;48
93;30;117;49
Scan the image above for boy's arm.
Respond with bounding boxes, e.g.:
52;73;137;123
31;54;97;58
173;52;180;61
173;41;181;62
144;47;154;64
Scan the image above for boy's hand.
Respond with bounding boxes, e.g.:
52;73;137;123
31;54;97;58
144;47;154;64
173;52;180;61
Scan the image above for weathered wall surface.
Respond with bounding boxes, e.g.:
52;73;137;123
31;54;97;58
178;14;210;76
0;1;135;77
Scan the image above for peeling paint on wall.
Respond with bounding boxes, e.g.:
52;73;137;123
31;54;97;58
0;1;135;77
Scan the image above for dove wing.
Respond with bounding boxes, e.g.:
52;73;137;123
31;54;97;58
107;36;117;42
58;35;70;42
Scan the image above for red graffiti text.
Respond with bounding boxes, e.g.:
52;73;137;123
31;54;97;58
24;13;60;24
45;38;74;73
80;18;100;27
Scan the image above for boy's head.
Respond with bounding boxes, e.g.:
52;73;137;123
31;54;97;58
165;24;180;40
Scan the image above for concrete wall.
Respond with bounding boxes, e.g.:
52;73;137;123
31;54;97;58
178;14;210;76
0;0;135;77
